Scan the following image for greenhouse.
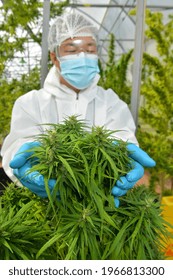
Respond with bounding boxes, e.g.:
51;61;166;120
0;0;173;261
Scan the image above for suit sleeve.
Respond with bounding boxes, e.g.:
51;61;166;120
105;89;138;145
1;90;44;181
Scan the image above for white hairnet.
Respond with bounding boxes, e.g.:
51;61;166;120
48;10;98;52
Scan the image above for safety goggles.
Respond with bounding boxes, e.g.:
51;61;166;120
56;38;98;58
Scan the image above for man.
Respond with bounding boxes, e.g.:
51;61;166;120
1;10;155;207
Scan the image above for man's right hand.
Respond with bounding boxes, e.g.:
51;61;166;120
9;142;56;197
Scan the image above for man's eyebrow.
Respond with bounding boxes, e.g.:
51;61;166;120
63;42;77;47
87;42;96;45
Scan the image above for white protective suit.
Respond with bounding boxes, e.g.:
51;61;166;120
1;65;138;182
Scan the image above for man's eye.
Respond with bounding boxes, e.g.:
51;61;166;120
66;49;76;53
64;47;78;53
87;45;97;53
87;49;97;53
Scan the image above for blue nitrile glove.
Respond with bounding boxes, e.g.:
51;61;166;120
111;143;156;208
9;142;56;197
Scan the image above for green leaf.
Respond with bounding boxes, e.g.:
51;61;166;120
58;155;80;192
130;210;145;252
36;233;64;259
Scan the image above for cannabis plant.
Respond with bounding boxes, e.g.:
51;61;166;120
0;183;55;260
0;182;171;260
28;116;131;211
23;115;171;260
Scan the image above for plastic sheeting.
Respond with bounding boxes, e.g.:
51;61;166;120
68;0;173;62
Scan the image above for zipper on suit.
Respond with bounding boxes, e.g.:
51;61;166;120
75;93;79;114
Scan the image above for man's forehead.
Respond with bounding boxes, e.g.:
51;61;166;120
61;36;96;46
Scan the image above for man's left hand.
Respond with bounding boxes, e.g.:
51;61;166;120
111;144;156;207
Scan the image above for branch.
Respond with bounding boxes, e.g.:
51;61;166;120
25;24;41;45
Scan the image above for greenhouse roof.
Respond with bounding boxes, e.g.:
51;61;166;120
66;0;173;63
2;0;173;80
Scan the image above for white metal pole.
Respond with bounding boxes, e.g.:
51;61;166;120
40;0;50;87
130;0;146;127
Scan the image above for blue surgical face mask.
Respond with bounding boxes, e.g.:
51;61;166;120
58;52;100;90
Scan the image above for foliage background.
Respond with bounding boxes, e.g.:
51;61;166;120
137;10;173;195
98;10;173;195
0;0;69;142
